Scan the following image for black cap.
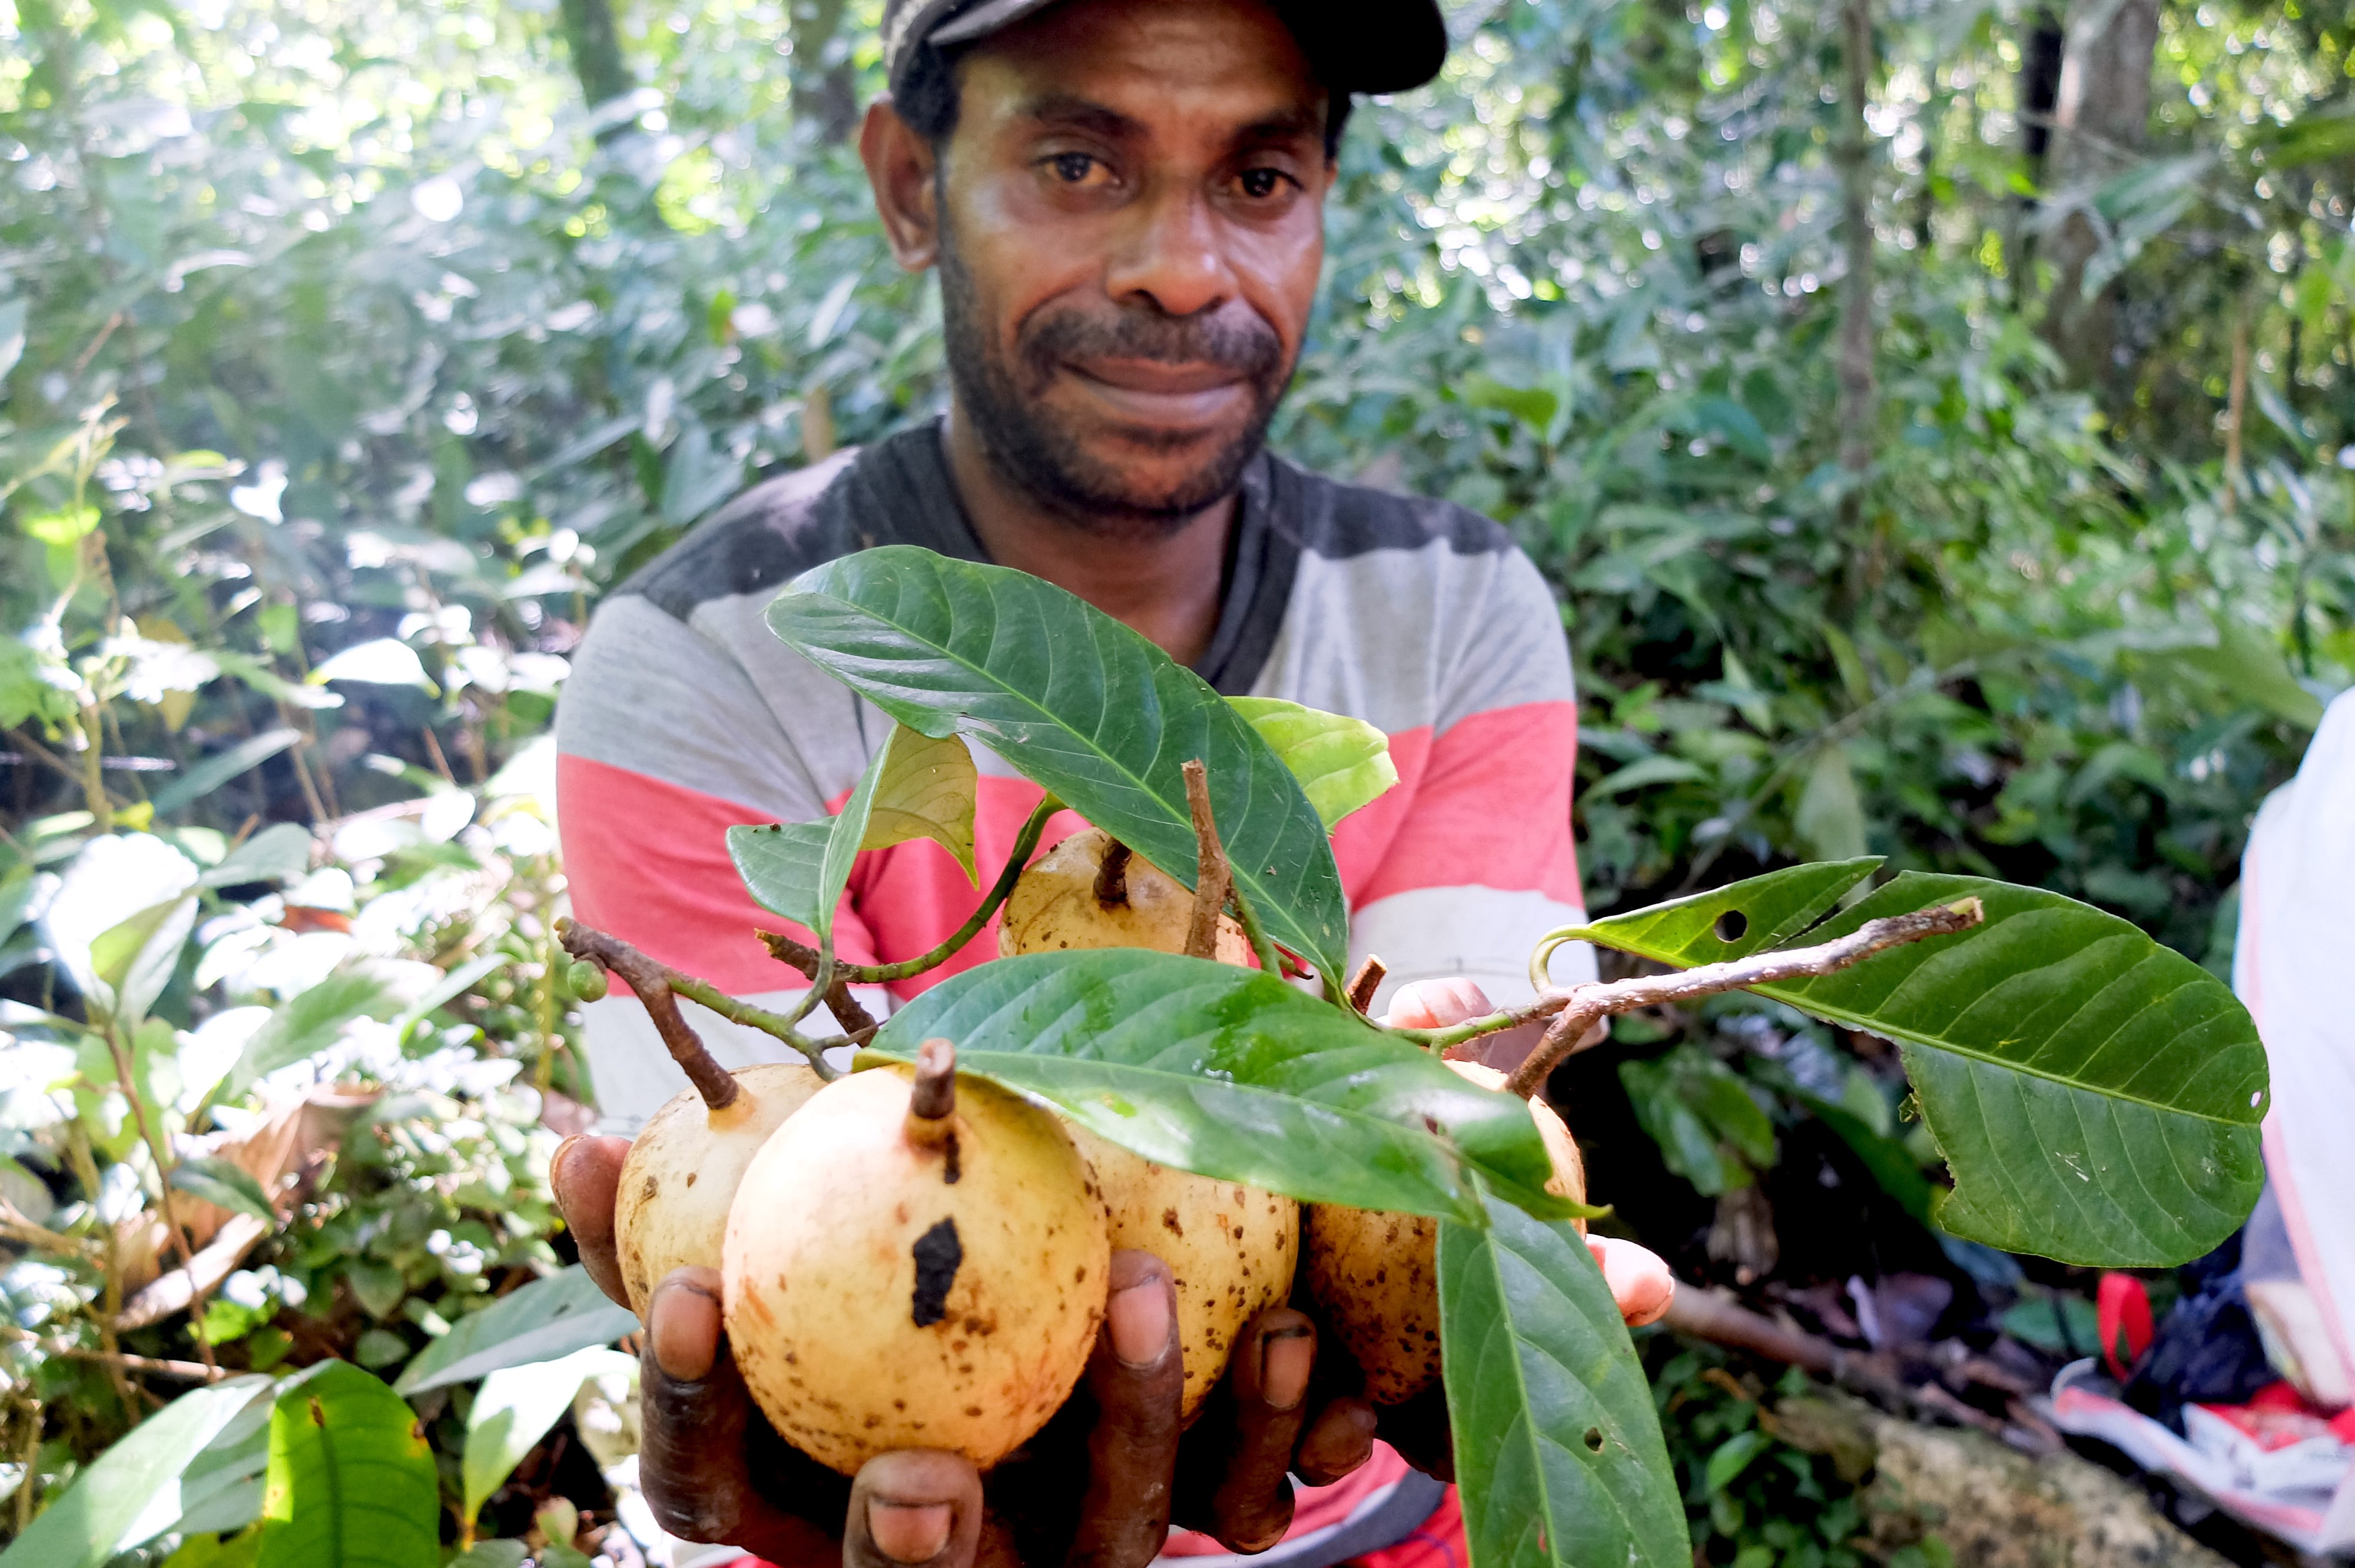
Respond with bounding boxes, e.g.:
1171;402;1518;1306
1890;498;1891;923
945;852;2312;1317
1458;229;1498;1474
881;0;1450;100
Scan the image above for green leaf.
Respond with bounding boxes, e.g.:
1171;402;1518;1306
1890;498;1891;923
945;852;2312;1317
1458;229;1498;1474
1438;1185;1687;1568
254;1361;439;1568
198;823;315;889
1704;1429;1770;1494
1545;859;1880;979
1617;1046;1774;1196
393;1266;638;1396
1644;872;2260;1267
172;1157;277;1222
90;893;197;1026
228;963;426;1096
151;730;303;816
389;951;508;1037
1228;697;1398;829
768;547;1348;979
863;949;1567;1224
462;1348;633;1524
0;1376;271;1568
864;723;979;881
728;819;833;931
1792;745;1869;863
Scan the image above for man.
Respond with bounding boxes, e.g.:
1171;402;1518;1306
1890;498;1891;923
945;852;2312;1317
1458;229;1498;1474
550;0;1673;1562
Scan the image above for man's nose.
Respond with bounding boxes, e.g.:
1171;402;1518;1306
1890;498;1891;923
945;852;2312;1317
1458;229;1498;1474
1103;186;1236;321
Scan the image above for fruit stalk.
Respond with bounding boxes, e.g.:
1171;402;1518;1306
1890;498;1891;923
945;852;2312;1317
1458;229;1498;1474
905;1037;957;1145
1345;955;1387;1014
1494;898;1986;1098
1179;759;1233;962
558;918;835;1096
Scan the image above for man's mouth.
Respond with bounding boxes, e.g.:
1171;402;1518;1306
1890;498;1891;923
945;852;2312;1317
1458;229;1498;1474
1060;357;1253;427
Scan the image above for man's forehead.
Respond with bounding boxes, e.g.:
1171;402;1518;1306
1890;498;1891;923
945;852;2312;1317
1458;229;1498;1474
958;0;1328;134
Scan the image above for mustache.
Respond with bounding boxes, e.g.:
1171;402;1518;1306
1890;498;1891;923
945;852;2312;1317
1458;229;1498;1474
1019;305;1285;382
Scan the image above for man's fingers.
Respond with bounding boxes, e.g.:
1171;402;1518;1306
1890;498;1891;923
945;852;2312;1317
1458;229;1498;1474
1292;1396;1378;1487
1067;1249;1183;1568
1381;978;1494;1031
1590;1236;1675;1327
846;1451;985;1568
639;1268;841;1560
1189;1310;1315;1550
552;1134;632;1308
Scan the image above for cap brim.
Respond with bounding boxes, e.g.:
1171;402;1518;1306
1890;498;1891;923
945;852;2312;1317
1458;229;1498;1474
918;0;1448;95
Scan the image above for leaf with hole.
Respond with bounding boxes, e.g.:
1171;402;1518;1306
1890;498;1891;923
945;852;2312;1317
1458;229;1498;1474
1439;1184;1688;1568
1227;697;1398;829
863;949;1568;1224
768;547;1348;979
1584;867;2266;1267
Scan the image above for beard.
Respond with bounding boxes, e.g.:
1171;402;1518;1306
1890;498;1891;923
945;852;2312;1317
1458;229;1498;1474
937;225;1292;536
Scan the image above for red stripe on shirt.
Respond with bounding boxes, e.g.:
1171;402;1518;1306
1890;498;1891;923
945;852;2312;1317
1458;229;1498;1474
1336;700;1583;909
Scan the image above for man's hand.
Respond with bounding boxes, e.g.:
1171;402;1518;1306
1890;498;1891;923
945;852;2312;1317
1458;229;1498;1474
1383;978;1675;1330
552;983;1670;1568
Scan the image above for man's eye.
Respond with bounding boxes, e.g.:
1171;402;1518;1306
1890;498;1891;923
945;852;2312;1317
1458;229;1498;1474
1237;167;1291;200
1049;152;1104;185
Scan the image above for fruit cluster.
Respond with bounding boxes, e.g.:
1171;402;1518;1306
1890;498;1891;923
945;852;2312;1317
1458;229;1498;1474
606;829;1585;1474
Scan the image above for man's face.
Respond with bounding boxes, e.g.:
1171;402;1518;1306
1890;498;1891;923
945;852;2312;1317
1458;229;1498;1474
924;0;1334;529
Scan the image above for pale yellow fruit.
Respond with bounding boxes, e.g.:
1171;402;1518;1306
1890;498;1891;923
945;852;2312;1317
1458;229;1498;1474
613;1061;824;1321
997;828;1251;965
1070;1128;1299;1422
721;1065;1109;1474
1305;1061;1585;1404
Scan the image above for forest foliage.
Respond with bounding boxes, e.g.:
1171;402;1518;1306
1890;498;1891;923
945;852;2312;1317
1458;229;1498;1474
0;0;2350;1554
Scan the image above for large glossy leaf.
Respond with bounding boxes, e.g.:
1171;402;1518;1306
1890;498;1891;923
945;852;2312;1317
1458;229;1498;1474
0;1376;271;1568
863;949;1567;1224
768;548;1349;979
812;739;889;944
255;1361;439;1568
1439;1185;1687;1568
462;1348;634;1523
393;1266;636;1396
1228;697;1398;829
1589;868;2267;1267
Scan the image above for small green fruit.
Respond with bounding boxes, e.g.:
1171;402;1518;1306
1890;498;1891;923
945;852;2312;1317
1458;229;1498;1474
566;959;609;1001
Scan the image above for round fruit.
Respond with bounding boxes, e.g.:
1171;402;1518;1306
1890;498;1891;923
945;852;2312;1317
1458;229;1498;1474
612;1061;822;1320
722;1044;1110;1474
1304;1061;1586;1404
997;828;1250;965
565;959;609;1001
1069;1127;1298;1422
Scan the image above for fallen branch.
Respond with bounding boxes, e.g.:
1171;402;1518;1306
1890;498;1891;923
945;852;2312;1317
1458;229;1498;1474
116;1212;270;1331
558;921;832;1094
1181;760;1234;962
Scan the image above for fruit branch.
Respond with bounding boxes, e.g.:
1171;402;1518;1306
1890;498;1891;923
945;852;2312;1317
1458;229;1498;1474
1383;899;1985;1096
1180;759;1233;961
556;919;837;1092
758;796;1060;986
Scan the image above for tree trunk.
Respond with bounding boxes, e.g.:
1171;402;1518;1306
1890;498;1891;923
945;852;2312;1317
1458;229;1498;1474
2040;0;2161;382
559;0;635;116
791;0;860;143
1834;0;1878;536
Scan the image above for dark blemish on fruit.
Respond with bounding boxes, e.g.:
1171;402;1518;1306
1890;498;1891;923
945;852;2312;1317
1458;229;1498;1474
911;1218;963;1327
1163;1208;1183;1235
685;1172;698;1187
943;1130;961;1185
640;1175;659;1201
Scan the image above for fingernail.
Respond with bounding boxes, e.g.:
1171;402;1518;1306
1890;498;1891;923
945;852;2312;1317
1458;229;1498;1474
869;1500;953;1563
1108;1277;1172;1367
1262;1328;1312;1410
649;1281;719;1381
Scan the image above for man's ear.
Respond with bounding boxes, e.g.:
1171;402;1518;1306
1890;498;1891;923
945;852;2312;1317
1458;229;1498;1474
861;97;942;273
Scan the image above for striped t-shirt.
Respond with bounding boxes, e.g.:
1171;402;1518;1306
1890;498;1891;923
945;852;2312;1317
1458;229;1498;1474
552;418;1596;1562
